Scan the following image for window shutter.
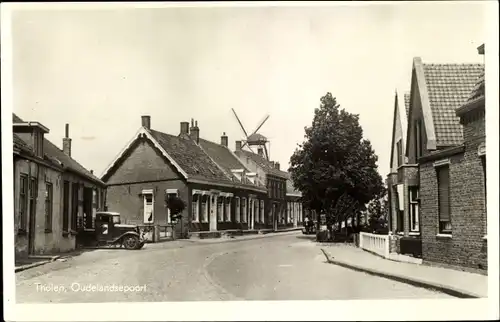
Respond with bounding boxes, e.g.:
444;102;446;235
437;166;450;221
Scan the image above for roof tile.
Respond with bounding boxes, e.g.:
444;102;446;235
148;130;232;183
236;150;289;178
423;63;484;146
13;113;105;185
404;93;410;117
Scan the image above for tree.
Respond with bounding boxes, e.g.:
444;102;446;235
366;189;389;234
166;195;186;222
289;93;384;240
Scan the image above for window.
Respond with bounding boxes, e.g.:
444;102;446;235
242;198;247;223
235;197;240;222
166;191;178;223
254;199;259;224
217;197;223;222
225;198;231;222
192;194;200;222
142;192;154;224
29;177;37;230
45;183;53;232
19;174;28;232
63;181;70;232
397;139;403;167
409;186;419;232
437;166;451;234
71;183;79;231
260;200;264;223
201;195;208;223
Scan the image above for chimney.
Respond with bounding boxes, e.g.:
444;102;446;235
62;123;72;157
90;170;94;174
141;115;151;130
478;44;485;64
257;147;264;157
189;119;200;143
221;132;228;147
235;140;242;151
180;121;190;135
275;162;280;170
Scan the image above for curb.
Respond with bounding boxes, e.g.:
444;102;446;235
15;260;51;273
320;248;481;299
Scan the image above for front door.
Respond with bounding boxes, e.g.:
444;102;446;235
28;177;37;255
209;195;217;231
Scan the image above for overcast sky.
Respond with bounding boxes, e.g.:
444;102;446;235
9;2;486;178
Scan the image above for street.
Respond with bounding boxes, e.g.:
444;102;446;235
16;232;452;302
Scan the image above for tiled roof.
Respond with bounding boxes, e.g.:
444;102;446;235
423;63;484;146
466;72;485;102
148;130;232;183
13;133;33;153
236;150;288;178
198;138;259;186
404;93;410;117
13;113;105;185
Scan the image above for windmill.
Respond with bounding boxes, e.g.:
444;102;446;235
231;108;271;160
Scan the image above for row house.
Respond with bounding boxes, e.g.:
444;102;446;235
101;116;269;238
13;114;106;258
386;44;486;272
233;145;290;231
286;175;304;228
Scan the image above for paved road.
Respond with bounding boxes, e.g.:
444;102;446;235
16;232;452;302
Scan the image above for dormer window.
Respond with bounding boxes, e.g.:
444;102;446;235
246;172;257;184
13;121;50;159
231;169;244;182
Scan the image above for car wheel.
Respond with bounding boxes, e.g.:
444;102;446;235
123;235;139;250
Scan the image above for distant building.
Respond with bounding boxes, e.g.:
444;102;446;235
233;145;290;230
386;44;486;272
13;114;106;258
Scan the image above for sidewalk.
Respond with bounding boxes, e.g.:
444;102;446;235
320;243;488;298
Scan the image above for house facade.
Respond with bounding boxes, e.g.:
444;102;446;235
13;114;106;258
286;175;304;228
233;145;290;230
387;45;486;272
101;116;268;239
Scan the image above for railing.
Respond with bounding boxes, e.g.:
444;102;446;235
359;232;389;258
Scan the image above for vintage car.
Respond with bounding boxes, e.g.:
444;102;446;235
93;211;146;250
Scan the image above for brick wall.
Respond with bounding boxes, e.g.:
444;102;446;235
419;149;487;270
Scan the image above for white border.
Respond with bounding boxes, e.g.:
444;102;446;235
2;1;499;322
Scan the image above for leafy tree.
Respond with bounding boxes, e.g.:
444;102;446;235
289;93;384;239
367;189;389;233
166;195;186;222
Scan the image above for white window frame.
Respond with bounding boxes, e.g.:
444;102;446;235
217;197;224;222
254;199;259;224
260;200;264;223
235;197;241;223
409;187;420;232
165;189;178;223
142;189;154;224
192;191;200;223
242;197;247;223
225;197;231;222
201;194;209;223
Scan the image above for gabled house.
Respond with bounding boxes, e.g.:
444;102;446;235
389;45;486;271
13;114;106;258
101;116;267;239
233;144;289;230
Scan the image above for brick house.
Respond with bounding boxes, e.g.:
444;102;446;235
13;114;106;258
386;90;416;251
286;175;304;228
233;145;290;230
387;45;486;271
101;116;268;238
